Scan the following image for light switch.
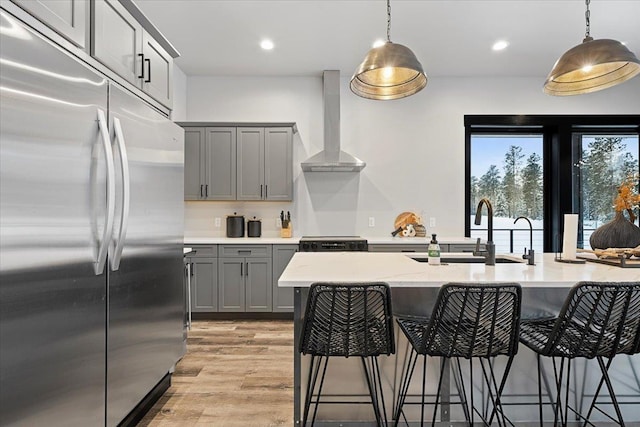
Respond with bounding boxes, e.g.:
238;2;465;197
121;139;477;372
429;217;436;227
214;217;221;228
368;217;375;227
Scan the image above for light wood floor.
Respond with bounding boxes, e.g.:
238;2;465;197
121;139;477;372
138;320;294;427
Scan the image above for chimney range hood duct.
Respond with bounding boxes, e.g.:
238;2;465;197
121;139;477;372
301;70;366;172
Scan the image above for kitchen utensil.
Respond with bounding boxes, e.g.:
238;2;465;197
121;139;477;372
247;217;262;237
226;212;245;237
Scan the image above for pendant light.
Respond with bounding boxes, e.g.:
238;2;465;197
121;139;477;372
350;0;427;100
544;0;640;96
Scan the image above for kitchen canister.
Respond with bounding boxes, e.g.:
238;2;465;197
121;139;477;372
226;212;245;237
247;217;262;237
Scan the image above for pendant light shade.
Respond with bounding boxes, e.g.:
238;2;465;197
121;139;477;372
350;0;427;100
350;42;427;100
544;1;640;96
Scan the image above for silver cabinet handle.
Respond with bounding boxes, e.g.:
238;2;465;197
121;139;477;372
95;109;116;275
109;117;130;271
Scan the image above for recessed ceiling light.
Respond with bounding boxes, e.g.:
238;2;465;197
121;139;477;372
492;40;509;51
260;39;274;50
372;39;385;48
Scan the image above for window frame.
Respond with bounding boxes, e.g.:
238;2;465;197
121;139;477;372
465;115;640;253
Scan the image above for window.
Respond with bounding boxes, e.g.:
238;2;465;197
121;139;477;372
469;134;544;253
465;115;640;253
574;134;639;248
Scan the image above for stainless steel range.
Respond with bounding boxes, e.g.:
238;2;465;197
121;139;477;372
299;236;368;252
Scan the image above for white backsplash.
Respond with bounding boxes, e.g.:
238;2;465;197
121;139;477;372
185;201;295;238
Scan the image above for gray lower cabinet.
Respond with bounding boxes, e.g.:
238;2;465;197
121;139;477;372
189;257;218;312
11;0;88;48
186;245;218;312
218;245;272;312
272;245;297;312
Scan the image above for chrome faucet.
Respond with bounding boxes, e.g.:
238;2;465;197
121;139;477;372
514;216;535;265
473;198;495;266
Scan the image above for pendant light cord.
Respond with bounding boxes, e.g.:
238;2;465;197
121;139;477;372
585;0;591;38
387;0;392;42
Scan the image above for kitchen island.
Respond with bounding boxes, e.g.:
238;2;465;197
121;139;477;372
279;252;640;426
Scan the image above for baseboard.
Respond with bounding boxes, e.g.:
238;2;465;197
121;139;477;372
118;373;171;427
192;312;293;320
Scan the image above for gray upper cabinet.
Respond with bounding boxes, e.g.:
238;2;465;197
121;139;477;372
92;0;173;108
206;128;237;200
237;128;265;200
92;0;142;86
141;31;172;108
181;124;293;201
184;127;237;200
184;128;204;200
237;127;293;201
264;128;293;201
12;0;88;48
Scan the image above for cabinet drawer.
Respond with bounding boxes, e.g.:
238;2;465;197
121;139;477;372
219;245;272;258
186;245;217;258
448;244;479;253
368;244;427;253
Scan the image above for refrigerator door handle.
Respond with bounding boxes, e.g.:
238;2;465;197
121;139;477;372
109;117;130;271
95;109;116;275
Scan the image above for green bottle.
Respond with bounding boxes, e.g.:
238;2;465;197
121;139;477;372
428;234;441;265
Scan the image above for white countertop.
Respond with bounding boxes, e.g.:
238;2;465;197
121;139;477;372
185;236;300;244
183;236;478;245
366;236;480;245
278;252;639;288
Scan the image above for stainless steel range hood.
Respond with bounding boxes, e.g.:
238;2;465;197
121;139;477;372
301;70;366;172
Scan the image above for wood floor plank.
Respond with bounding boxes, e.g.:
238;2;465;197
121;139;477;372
137;320;294;427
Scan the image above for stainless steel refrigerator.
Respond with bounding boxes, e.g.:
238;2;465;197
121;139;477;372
0;8;185;427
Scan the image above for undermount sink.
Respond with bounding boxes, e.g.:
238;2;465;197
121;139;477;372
411;256;524;264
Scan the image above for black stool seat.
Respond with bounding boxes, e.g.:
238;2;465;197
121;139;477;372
300;282;395;427
519;281;640;427
394;282;522;427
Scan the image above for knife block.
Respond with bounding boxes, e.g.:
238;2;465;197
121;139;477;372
280;221;292;238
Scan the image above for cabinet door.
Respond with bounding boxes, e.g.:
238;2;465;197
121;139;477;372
190;257;217;312
184;128;205;200
272;245;297;312
237;127;264;200
141;31;172;108
245;258;272;312
218;258;245;311
205;128;236;200
264;127;293;201
12;0;88;48
92;0;143;86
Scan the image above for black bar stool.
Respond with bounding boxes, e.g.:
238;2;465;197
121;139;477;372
519;281;640;427
393;282;522;427
299;282;395;427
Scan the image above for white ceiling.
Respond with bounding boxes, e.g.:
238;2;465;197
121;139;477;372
136;0;640;79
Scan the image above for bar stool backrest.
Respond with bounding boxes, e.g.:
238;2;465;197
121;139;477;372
422;283;522;358
544;281;640;358
299;282;395;357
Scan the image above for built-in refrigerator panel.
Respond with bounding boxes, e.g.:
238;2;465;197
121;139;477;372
106;84;185;426
0;9;109;427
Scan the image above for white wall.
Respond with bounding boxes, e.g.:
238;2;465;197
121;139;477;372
182;75;640;238
171;65;187;121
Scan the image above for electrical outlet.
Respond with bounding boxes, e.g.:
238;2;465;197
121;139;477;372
368;217;375;227
214;217;221;228
429;217;436;227
276;218;281;228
